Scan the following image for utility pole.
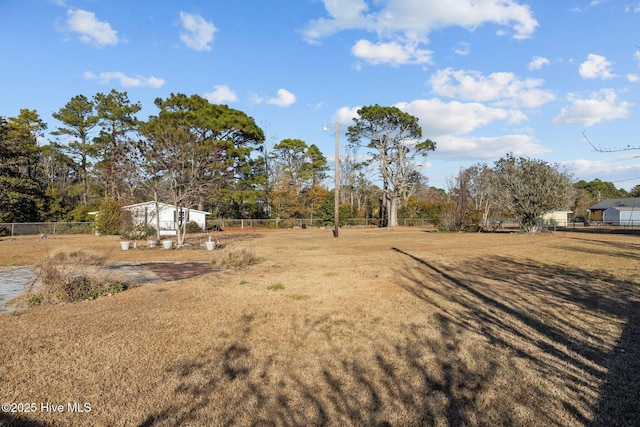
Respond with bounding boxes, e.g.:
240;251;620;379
324;122;340;237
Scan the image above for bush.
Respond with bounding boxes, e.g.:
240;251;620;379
185;220;202;233
120;210;135;240
218;249;261;270
140;224;157;239
31;251;129;304
94;199;123;235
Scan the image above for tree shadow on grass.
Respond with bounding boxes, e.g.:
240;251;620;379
391;247;640;426
138;248;639;426
588;300;640;426
0;414;51;426
139;316;508;426
552;236;640;262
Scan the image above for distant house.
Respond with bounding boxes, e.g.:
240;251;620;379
588;198;640;222
603;206;640;226
122;202;210;235
540;209;573;227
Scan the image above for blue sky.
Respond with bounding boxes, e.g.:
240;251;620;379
2;0;640;190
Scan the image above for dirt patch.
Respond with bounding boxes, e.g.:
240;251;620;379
142;262;220;282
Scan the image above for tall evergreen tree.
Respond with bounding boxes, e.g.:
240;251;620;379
93;89;141;201
138;93;264;245
0;110;47;222
269;139;329;219
51;94;99;206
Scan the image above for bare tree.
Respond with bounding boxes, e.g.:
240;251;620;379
347;105;435;227
494;154;575;233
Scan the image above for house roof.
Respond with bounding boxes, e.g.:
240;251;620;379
589;197;640;210
604;206;640;212
123;202;210;215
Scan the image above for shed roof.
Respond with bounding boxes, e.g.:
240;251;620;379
604;206;640;212
123;201;210;215
589;197;640;210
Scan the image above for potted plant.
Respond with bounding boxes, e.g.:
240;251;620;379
205;236;216;250
141;225;158;248
119;210;134;250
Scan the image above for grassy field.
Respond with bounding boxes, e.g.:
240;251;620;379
1;228;639;426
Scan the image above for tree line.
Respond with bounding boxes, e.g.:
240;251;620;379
1;92;634;233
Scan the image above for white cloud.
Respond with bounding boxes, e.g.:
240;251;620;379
302;0;371;43
453;42;470;56
60;9;118;47
628;74;640;82
579;54;615;79
303;0;538;44
179;11;217;51
428;68;555;108
83;71;165;88
351;39;432;65
552;89;632;126
339;97;545;161
333;106;361;126
203;85;238;103
624;3;640;12
266;89;296;107
303;1;536;68
434;134;548;159
563;157;640;185
395;98;512;136
528;56;550;70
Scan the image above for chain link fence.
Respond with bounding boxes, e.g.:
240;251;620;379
0;218;441;236
0;222;94;236
206;218;435;230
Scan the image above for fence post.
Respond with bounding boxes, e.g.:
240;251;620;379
11;223;14;236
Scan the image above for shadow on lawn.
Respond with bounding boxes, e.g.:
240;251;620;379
554;236;640;262
589;299;640;426
139;248;640;426
0;413;51;426
392;247;640;427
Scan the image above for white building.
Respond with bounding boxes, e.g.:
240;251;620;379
540;209;573;228
122;202;210;235
603;206;640;226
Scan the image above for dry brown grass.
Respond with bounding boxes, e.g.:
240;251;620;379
1;228;639;426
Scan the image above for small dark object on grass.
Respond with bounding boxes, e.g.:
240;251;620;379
211;225;223;232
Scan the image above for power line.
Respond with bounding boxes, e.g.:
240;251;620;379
583;131;640;153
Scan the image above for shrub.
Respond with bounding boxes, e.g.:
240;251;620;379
219;249;261;270
140;224;157;239
185;221;202;233
94;199;123;235
120;209;134;240
31;251;129;304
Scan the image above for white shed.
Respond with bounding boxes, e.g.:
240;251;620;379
540;209;573;227
603;207;640;226
123;202;210;235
